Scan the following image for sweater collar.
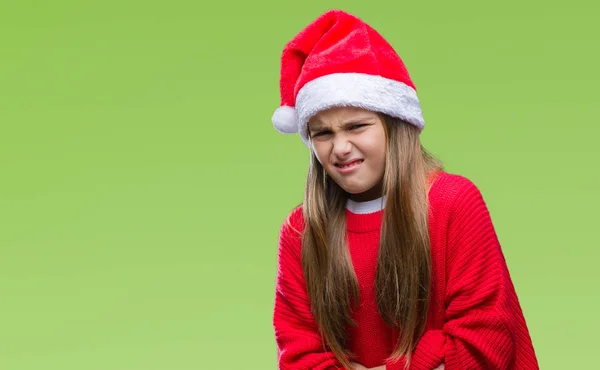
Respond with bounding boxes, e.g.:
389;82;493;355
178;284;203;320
345;196;385;233
346;196;386;214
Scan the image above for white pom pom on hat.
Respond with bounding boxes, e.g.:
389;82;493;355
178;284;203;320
272;105;299;134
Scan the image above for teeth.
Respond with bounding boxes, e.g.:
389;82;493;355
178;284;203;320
339;160;361;168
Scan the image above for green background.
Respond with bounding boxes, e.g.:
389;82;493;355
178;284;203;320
1;1;598;369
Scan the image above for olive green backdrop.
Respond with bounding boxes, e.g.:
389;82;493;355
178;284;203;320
1;1;598;369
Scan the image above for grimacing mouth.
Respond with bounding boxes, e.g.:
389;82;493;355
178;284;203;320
335;159;364;168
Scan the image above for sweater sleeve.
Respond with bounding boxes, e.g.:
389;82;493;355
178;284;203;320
386;178;539;370
273;208;346;370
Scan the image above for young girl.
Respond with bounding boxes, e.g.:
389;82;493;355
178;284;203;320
271;10;539;370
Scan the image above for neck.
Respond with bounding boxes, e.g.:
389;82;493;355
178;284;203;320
348;180;383;202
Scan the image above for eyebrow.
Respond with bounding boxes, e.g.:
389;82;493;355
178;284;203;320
309;116;376;131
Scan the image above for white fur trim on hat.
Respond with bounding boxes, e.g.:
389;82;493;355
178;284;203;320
295;73;425;145
272;105;299;134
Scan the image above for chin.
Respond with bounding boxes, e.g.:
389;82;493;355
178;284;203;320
341;184;371;195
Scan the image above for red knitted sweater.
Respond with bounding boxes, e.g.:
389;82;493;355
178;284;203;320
273;171;539;369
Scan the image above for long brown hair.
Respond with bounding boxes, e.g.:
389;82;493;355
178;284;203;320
301;113;444;369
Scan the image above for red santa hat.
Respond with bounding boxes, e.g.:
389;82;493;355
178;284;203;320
272;9;425;146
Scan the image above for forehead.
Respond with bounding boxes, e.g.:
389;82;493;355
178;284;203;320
308;106;379;128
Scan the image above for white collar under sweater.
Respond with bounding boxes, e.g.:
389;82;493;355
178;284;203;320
346;196;386;214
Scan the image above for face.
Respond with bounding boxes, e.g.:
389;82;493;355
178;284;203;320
307;106;387;202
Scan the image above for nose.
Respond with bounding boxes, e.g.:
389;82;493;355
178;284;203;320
332;133;352;157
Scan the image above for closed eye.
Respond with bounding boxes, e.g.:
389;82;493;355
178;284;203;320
312;130;331;137
311;124;366;137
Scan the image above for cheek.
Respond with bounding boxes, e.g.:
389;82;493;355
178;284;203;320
370;146;387;172
311;144;327;166
364;134;387;164
375;131;387;163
